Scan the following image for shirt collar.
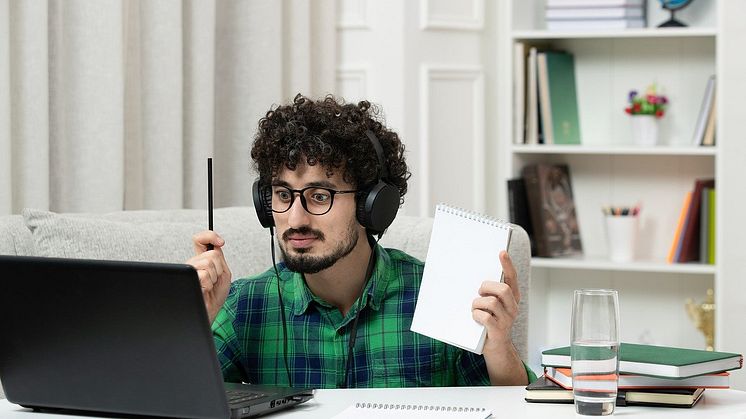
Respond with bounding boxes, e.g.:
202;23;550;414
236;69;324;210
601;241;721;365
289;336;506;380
290;243;392;316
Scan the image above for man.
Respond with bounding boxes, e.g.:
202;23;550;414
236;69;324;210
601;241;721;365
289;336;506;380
187;94;536;388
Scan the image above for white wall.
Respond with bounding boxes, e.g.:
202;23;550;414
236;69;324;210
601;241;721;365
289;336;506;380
335;0;497;218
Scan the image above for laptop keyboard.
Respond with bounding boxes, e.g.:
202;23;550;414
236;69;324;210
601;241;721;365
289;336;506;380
226;390;268;405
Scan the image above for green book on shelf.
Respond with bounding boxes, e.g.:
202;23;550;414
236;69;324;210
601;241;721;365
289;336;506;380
545;51;581;145
541;343;742;379
708;189;716;264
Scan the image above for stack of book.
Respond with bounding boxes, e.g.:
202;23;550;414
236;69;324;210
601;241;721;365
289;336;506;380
668;178;715;264
526;342;743;408
545;0;647;31
513;45;581;146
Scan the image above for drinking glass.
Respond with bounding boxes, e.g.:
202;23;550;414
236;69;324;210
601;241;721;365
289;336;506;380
571;289;620;416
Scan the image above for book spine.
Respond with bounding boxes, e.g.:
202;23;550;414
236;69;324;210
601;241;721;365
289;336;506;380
514;42;526;144
522;165;550;257
667;192;691;264
537;53;554;144
700;187;710;263
708;189;715;264
692;76;716;146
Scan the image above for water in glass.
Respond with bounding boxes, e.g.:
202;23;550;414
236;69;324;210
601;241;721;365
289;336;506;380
571;341;619;416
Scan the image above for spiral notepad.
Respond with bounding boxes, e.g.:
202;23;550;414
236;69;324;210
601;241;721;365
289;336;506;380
332;402;492;418
410;204;512;354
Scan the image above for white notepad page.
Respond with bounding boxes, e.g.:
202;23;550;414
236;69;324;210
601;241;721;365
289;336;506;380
410;204;512;354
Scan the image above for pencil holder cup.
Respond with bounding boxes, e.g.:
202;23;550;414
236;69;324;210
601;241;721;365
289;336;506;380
605;215;638;263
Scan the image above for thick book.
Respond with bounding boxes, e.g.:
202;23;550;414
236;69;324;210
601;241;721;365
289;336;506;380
525;375;706;408
507;178;536;256
545;51;581;144
545;366;730;389
521;164;582;257
411;204;512;354
692;75;716;146
524;375;574;403
678;179;715;263
546;7;644;20
546;18;645;30
541;343;743;378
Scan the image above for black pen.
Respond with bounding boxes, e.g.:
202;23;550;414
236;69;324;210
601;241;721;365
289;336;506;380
207;157;214;251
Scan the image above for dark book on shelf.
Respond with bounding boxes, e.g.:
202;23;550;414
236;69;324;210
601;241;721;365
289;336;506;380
678;178;715;263
521;163;582;257
507;178;536;256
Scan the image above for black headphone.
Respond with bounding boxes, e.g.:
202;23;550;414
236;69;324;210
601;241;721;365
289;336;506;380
252;130;400;235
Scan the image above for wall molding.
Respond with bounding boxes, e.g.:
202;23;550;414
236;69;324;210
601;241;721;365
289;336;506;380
335;66;369;100
418;65;485;216
419;0;484;31
337;0;370;30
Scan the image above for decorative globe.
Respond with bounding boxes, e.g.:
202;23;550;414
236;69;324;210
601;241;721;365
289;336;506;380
657;0;694;27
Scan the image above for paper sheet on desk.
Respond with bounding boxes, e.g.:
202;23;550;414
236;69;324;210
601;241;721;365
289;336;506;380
332;402;492;418
410;204;512;354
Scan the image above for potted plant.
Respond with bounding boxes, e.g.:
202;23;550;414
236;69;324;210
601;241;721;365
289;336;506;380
625;84;668;146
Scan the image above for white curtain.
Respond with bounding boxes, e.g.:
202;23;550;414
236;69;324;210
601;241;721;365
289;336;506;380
0;0;337;215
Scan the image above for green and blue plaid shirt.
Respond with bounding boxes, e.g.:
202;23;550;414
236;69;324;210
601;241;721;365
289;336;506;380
212;245;536;388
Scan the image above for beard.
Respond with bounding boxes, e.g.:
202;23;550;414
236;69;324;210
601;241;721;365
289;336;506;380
279;220;360;274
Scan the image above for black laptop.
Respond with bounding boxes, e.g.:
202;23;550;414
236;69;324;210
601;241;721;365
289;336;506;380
0;255;313;418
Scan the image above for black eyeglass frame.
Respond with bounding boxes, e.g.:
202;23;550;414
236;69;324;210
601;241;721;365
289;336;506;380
265;185;358;216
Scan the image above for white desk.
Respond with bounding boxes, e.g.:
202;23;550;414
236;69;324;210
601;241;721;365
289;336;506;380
2;387;746;418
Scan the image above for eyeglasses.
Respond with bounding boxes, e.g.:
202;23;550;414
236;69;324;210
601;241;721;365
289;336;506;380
267;185;358;216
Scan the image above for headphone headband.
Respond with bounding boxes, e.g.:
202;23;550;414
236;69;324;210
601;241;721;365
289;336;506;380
252;129;400;235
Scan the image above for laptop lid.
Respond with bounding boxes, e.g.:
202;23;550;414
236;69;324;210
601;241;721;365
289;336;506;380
0;255;249;419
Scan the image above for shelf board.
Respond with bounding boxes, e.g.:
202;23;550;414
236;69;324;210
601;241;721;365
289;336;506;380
511;144;716;156
512;27;717;41
531;257;716;275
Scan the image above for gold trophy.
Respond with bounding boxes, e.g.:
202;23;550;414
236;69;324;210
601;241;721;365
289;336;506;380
685;288;715;351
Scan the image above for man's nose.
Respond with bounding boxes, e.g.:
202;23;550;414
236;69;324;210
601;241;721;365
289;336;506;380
286;193;311;227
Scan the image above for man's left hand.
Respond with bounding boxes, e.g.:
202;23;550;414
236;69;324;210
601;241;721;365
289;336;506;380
471;250;520;351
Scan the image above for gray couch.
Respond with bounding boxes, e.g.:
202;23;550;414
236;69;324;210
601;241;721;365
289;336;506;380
0;207;531;399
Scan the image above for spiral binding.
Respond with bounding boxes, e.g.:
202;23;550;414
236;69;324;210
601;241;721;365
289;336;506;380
352;402;487;412
435;203;510;230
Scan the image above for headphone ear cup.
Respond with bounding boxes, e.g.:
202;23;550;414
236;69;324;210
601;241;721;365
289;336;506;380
252;179;275;228
356;181;400;234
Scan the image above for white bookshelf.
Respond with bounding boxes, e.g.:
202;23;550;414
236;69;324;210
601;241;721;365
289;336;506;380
494;0;746;385
512;144;716;156
531;257;717;275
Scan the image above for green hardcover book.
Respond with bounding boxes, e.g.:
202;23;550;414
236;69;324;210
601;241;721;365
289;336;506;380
545;51;581;145
541;343;742;379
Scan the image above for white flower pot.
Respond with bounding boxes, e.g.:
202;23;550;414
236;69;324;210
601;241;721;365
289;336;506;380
631;115;659;146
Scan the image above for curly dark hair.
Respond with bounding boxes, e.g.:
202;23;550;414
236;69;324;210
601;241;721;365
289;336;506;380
251;93;410;203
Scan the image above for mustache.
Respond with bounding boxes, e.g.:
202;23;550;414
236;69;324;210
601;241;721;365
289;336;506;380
282;227;325;241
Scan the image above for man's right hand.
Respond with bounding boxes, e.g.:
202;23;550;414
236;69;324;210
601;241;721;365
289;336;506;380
187;231;232;324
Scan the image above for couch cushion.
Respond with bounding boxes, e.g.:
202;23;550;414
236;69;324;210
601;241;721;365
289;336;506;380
0;215;34;256
22;208;272;279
